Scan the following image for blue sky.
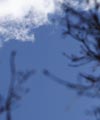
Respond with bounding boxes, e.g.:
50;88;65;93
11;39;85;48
0;21;98;120
0;0;99;120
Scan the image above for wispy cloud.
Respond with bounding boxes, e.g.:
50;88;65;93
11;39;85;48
0;0;62;18
0;0;97;46
0;0;64;46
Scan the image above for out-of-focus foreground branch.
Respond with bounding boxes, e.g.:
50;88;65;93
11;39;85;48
0;51;35;120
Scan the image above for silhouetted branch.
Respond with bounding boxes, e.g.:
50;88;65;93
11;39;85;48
43;1;100;119
60;1;100;119
61;0;100;67
60;0;100;97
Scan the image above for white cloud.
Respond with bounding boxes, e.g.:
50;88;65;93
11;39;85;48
0;0;62;18
0;0;63;46
0;0;97;46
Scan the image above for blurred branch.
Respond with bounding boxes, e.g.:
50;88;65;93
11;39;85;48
0;50;35;120
43;70;93;96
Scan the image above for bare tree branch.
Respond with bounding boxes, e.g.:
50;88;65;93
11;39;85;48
0;50;35;120
44;1;100;120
